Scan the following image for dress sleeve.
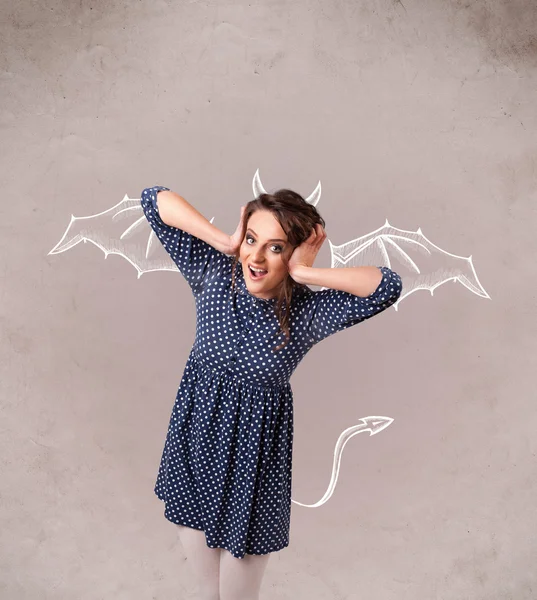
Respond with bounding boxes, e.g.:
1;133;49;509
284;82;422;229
304;266;403;345
140;186;231;294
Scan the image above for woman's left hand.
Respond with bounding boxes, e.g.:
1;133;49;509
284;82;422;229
288;224;327;281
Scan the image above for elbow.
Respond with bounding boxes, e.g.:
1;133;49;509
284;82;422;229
140;187;159;211
140;187;173;223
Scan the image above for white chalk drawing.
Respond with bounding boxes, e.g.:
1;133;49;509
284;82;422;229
48;195;196;277
326;222;490;309
292;416;393;508
48;168;490;508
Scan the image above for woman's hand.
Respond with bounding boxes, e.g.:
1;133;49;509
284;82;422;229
288;224;327;281
225;206;247;255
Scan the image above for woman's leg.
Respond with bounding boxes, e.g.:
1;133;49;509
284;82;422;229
219;550;271;600
176;525;221;600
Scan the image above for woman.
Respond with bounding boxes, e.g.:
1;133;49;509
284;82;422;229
140;185;402;600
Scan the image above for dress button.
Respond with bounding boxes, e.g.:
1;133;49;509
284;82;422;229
230;357;236;363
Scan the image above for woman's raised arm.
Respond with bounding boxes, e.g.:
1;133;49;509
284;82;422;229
156;189;234;255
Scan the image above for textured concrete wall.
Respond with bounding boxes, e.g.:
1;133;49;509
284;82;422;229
2;1;536;598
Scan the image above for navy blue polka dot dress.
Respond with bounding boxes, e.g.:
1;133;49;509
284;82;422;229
141;186;402;560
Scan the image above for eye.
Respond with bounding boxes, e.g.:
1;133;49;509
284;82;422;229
246;235;283;253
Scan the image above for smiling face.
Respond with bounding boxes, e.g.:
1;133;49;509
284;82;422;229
239;209;294;300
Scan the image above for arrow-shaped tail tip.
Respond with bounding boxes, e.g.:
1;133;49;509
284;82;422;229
361;416;394;435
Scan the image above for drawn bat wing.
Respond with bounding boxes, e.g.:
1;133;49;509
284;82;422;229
325;220;490;308
48;171;490;307
48;169;321;277
48;195;217;277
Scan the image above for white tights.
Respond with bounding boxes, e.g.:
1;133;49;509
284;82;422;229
176;524;271;600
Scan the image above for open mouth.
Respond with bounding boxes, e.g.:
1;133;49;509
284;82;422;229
248;265;268;280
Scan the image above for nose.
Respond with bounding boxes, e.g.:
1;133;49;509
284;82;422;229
251;247;266;264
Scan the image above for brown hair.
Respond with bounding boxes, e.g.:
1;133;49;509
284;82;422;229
230;189;326;352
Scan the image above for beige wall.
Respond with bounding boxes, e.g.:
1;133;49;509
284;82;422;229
2;1;536;598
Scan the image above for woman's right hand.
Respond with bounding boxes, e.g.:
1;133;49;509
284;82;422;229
226;206;247;255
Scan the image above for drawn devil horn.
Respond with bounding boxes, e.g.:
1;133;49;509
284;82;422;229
252;169;322;207
252;168;267;197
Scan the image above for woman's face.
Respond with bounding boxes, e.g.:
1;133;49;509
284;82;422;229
239;209;294;299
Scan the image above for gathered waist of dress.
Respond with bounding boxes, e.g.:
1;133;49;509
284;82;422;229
186;352;292;394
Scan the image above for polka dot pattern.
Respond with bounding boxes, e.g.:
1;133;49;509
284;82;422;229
141;186;403;559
